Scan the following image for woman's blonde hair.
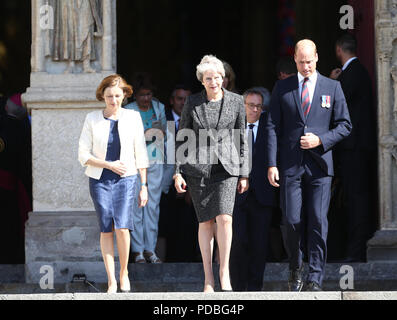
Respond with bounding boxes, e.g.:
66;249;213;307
196;55;225;82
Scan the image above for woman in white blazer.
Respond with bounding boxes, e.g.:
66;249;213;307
78;74;149;293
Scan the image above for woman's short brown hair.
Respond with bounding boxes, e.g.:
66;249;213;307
96;74;133;101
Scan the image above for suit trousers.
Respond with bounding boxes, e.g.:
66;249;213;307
280;157;332;286
335;149;377;260
130;163;163;253
230;192;273;291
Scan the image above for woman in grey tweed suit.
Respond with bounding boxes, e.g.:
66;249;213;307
173;55;249;292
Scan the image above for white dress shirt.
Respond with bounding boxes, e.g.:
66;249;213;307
298;71;318;104
342;57;357;71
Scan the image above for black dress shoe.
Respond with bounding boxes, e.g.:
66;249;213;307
288;265;304;292
305;281;322;291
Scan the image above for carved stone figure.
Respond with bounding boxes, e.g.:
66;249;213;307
47;0;103;73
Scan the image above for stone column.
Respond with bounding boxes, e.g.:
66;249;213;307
22;0;117;283
367;0;397;260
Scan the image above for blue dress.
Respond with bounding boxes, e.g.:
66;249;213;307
89;118;138;232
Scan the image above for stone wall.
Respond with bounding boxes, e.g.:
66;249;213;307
367;0;397;260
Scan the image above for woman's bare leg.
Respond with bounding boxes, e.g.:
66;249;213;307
216;214;233;291
198;219;215;292
115;228;131;291
100;232;117;293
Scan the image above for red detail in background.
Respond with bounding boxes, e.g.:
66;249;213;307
278;0;296;57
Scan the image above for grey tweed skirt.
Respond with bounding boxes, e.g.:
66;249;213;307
185;163;238;223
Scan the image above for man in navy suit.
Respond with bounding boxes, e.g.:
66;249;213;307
266;40;352;291
230;88;278;291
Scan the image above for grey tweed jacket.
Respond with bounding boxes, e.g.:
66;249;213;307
175;88;249;179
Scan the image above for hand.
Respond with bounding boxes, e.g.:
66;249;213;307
300;133;322;150
138;186;148;208
174;174;187;193
330;68;342;80
107;160;127;176
268;167;280;187
237;178;249;194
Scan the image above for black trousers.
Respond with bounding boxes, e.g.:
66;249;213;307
334;149;377;261
159;187;199;262
230;192;273;291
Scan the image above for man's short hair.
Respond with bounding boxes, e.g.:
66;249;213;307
242;88;265;104
171;84;192;98
336;33;357;54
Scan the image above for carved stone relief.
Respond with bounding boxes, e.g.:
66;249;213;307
44;0;103;74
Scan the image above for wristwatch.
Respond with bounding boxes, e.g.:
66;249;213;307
141;182;148;187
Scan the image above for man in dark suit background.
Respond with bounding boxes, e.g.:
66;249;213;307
159;85;200;262
329;33;377;262
267;39;352;291
230;88;278;291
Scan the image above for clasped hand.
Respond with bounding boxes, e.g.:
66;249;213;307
108;160;127;176
300;133;321;150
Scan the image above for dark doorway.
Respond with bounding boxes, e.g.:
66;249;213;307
0;1;31;97
117;0;347;103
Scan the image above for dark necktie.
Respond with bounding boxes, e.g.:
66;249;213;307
248;123;255;149
301;77;311;117
175;118;180;132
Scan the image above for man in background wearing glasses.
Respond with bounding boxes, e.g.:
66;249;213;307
229;88;278;291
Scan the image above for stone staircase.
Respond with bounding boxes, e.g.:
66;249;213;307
1;262;397;295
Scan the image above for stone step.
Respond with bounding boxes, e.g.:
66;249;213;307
1;291;397;300
1;262;397;293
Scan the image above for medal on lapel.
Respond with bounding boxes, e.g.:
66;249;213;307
321;95;331;108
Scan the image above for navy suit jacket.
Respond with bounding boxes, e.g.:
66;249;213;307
266;72;352;177
235;112;278;207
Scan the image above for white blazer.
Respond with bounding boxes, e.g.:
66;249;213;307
78;108;149;179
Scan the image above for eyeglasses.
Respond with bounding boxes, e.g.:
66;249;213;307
245;103;263;110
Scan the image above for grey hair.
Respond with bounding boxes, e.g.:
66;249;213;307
196;55;225;82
